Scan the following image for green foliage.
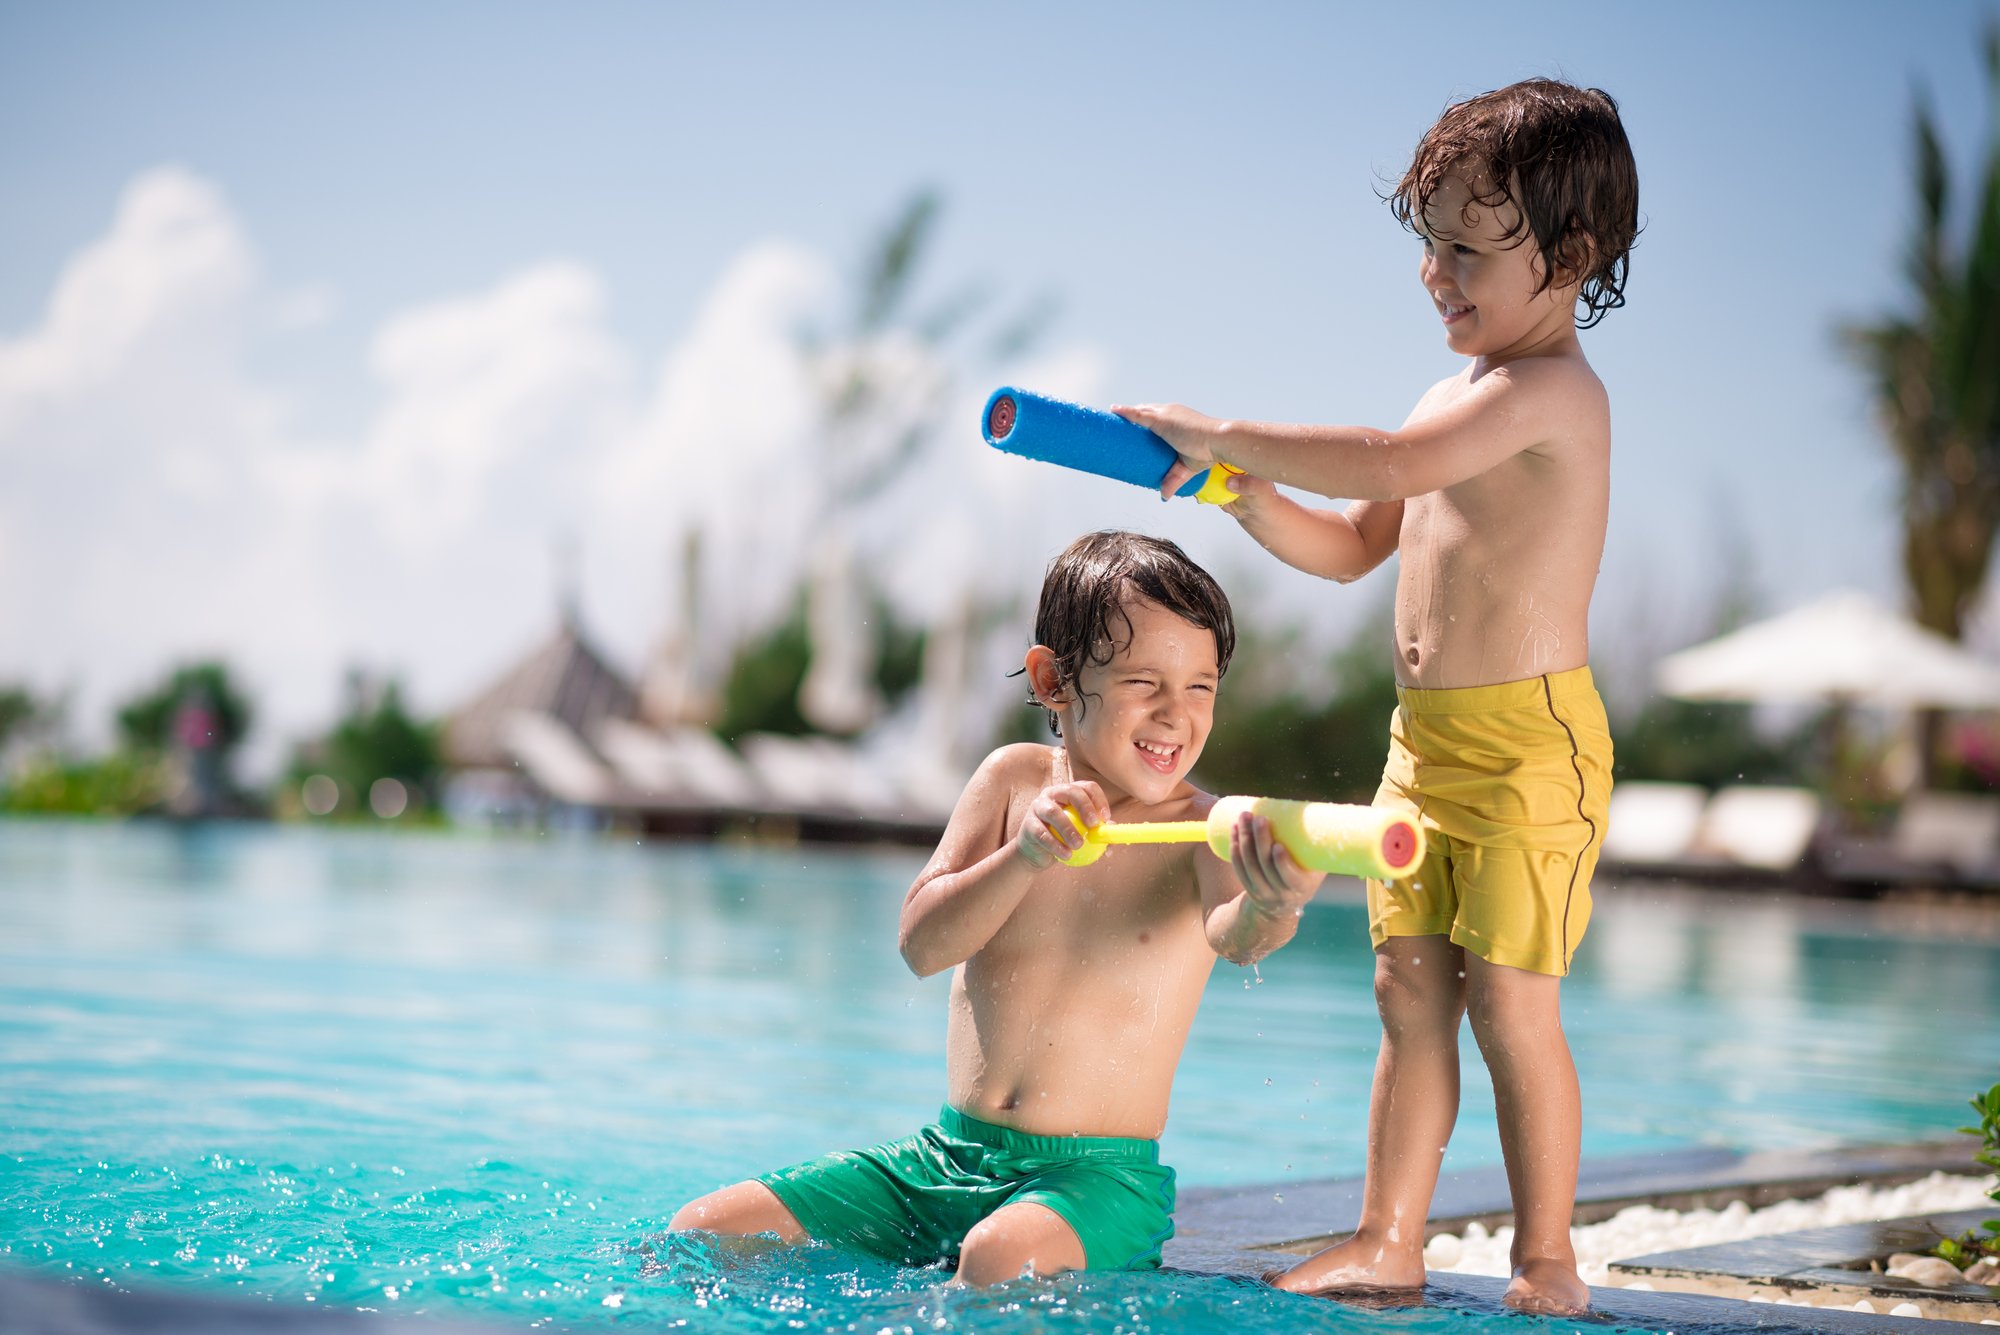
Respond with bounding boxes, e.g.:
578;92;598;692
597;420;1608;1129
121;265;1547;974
330;679;438;791
715;596;816;743
116;662;253;759
0;683;161;816
287;671;442;819
714;590;929;744
1841;24;2000;638
0;687;37;751
1936;1081;2000;1266
875;609;927;705
1611;698;1818;788
1195;617;1401;803
0;752;166;816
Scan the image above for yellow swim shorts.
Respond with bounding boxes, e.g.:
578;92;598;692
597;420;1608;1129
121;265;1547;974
1366;665;1612;976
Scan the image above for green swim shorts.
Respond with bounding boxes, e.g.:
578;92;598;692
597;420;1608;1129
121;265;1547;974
757;1106;1176;1272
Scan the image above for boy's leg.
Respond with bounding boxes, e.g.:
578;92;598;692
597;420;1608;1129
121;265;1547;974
1270;936;1466;1294
669;1181;809;1243
1463;953;1587;1315
954;1201;1087;1286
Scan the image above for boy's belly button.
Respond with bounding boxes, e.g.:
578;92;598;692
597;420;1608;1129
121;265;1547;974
1405;646;1421;666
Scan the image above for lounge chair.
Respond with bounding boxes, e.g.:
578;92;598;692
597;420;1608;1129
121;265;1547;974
1689;785;1822;872
1601;781;1709;866
594;718;763;807
1892;791;2000;878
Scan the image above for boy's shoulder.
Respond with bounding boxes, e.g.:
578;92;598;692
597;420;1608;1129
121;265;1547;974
971;741;1062;792
1502;351;1607;429
1426;348;1609;445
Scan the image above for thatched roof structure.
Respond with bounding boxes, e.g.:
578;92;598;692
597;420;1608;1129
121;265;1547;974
442;617;638;771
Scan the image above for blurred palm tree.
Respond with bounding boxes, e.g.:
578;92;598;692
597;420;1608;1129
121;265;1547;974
794;190;1054;735
1843;25;2000;640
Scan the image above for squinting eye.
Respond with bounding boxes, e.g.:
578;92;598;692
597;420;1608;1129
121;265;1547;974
1453;244;1475;256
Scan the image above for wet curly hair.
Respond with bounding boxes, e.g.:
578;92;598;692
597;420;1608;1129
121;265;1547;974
1390;78;1640;328
1024;530;1234;739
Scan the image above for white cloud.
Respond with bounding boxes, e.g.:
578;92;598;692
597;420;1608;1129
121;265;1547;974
594;240;833;661
0;165;1128;774
0;170;653;762
0;166;256;437
359;259;635;542
271;283;338;331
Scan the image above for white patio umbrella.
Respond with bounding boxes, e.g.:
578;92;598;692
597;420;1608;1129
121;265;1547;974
1656;590;2000;710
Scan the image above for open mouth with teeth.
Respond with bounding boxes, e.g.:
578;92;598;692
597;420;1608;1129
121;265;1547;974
1438;300;1473;322
1134;738;1183;773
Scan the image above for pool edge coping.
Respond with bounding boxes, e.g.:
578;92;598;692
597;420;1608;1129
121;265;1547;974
1164;1136;1993;1332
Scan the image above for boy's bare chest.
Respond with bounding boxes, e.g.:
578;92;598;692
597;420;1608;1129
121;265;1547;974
986;849;1203;959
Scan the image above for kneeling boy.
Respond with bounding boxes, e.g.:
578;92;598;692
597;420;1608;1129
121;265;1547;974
671;529;1324;1284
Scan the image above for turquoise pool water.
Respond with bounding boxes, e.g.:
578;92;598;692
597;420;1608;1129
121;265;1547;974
2;818;1995;1333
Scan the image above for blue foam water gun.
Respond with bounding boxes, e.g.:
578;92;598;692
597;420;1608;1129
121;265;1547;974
981;387;1241;504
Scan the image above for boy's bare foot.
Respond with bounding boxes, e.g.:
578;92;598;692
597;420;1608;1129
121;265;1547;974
1501;1257;1589;1315
1262;1233;1425;1296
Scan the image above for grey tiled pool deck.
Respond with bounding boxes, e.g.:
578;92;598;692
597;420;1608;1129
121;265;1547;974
1170;1134;1984;1257
1611;1209;2000;1322
1164;1134;1994;1332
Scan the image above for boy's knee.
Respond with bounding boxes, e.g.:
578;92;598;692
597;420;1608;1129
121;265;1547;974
668;1180;806;1242
1372;943;1466;1030
954;1223;1020;1285
1465;964;1562;1043
669;1188;730;1232
955;1205;1084;1285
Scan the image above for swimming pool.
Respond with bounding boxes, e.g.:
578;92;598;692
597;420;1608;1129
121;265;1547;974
2;818;1995;1332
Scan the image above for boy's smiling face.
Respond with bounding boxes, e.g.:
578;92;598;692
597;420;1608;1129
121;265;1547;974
1417;171;1579;359
1046;596;1219;806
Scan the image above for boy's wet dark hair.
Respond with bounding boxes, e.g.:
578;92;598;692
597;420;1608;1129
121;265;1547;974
1026;530;1235;738
1390;78;1640;327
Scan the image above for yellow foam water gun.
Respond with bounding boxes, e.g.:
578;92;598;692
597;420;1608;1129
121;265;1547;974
1060;796;1424;882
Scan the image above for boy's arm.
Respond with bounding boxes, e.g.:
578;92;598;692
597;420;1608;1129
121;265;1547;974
898;748;1109;979
1115;360;1582;502
1223;469;1402;584
1196;811;1325;966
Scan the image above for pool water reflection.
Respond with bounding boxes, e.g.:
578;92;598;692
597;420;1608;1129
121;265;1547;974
0;820;1993;1331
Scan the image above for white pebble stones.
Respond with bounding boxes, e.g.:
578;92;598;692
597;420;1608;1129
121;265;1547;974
1415;1171;1997;1315
1886;1252;1971;1288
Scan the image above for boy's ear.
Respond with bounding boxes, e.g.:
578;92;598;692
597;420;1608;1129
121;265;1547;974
1552;229;1594;288
1024;645;1066;705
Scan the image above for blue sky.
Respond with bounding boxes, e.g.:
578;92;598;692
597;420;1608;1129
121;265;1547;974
0;1;1992;760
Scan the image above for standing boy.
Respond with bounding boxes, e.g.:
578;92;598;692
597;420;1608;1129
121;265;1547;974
1114;79;1639;1314
671;530;1324;1284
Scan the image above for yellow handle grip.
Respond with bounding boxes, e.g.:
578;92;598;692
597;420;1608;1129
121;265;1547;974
1059;797;1423;880
1193;462;1243;506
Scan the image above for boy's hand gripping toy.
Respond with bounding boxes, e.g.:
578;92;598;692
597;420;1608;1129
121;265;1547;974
983;387;1243;504
1060;797;1424;882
